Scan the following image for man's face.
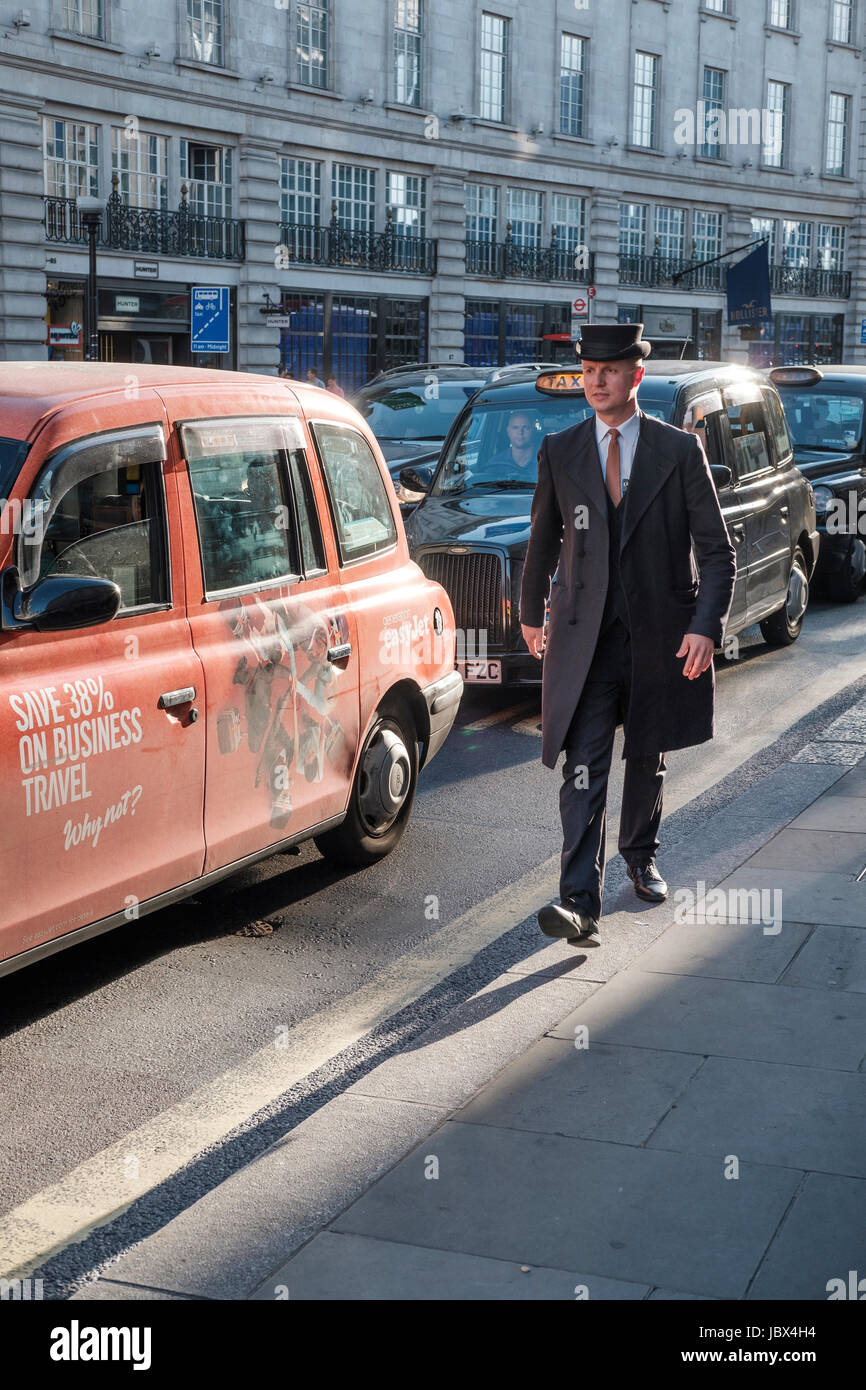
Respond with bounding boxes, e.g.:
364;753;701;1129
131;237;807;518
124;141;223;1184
581;358;644;414
507;414;534;452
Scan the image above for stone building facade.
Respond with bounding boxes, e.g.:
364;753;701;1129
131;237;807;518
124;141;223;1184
0;0;863;384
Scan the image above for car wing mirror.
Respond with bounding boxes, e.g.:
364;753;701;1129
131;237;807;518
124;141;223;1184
710;463;733;491
399;465;433;494
1;567;121;632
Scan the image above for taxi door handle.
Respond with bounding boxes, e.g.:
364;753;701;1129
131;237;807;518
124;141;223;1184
327;643;352;663
159;687;196;709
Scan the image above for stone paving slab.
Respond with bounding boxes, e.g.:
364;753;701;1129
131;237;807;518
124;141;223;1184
637;919;812;984
250;1230;651;1301
330;1120;801;1300
747;1173;866;1301
779;924;866;993
792;742;866;765
454;1038;703;1146
748;828;866;874
69;1280;194;1301
834;766;866;797
546;970;866;1070
711;865;865;929
789;795;866;833
647;1055;866;1178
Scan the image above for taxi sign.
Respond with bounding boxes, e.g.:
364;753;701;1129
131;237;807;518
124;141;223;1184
535;370;585;394
768;366;824;387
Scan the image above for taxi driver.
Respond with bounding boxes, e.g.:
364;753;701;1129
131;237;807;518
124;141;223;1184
489;411;538;474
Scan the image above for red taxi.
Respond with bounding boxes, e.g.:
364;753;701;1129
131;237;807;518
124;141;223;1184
0;364;462;975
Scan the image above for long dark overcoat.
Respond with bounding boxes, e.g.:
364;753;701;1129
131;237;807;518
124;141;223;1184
520;410;736;770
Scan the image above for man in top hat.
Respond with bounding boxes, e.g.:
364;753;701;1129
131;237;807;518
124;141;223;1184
520;323;736;946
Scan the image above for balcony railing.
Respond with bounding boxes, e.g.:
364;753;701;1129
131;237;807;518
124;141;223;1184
279;210;437;274
44;182;246;262
466;229;594;284
619;249;850;299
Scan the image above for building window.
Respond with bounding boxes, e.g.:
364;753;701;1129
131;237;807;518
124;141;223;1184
112;129;168;210
44;119;99;199
831;0;853;43
781;219;812;266
181;141;233;218
619;202;648;257
297;1;329;89
551;193;586;254
693;210;722;261
701;67;726;159
62;0;103;38
186;0;223;65
704;0;729;11
655;205;686;259
560;33;587;137
332;164;376;232
386;172;427;237
769;0;792;27
816;223;846;270
826;92;851;176
466;183;498;242
394;0;422;107
764;80;789;167
280;157;322;225
506;188;542;248
632;52;659;149
479;13;508;122
751;215;777;263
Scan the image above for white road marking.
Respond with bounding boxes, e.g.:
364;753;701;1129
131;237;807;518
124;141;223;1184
463;701;537;731
2;643;863;1282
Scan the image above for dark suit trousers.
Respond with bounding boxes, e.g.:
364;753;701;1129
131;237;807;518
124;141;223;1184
559;620;666;919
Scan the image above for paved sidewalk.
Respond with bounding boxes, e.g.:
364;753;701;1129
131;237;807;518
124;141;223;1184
76;694;866;1301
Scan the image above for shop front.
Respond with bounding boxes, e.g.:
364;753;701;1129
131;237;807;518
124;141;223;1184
618;304;723;360
272;290;429;392
744;312;845;367
464;299;573;367
45;278;237;369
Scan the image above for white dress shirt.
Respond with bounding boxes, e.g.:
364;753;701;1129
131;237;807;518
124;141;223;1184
595;408;641;496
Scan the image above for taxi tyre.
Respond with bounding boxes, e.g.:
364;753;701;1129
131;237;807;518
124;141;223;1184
825;535;866;604
759;546;810;647
313;700;419;866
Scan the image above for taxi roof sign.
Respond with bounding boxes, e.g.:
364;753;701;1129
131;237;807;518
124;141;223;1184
535;370;585;395
769;366;824;387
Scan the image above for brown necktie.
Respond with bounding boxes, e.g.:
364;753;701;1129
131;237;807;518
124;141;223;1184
605;428;622;506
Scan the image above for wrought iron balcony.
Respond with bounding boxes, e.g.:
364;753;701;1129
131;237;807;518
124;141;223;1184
44;183;245;262
620;248;850;300
279;208;437;274
466;228;594;283
769;263;851;299
619;251;724;292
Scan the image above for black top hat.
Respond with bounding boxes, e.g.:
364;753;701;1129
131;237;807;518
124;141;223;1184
576;323;652;361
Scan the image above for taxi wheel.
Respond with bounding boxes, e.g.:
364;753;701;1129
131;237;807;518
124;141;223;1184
826;537;866;604
760;547;809;647
314;704;419;866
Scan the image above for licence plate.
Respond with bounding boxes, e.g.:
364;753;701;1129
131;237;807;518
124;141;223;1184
460;660;502;683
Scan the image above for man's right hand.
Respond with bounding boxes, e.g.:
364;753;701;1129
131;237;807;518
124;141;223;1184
522;625;545;659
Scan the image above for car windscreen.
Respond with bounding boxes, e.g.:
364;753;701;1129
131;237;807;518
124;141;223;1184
776;388;865;451
0;436;30;504
432;395;595;495
355;382;485;442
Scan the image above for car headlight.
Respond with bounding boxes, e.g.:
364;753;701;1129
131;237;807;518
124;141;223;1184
812;485;834;513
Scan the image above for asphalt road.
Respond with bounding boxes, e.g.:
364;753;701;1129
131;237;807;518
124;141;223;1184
2;593;865;1229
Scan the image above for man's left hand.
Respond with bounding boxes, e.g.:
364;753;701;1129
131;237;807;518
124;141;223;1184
676;632;715;680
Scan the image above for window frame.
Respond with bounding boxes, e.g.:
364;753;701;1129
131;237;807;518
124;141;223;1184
18;423;172;615
309;420;399;568
393;0;423;108
830;0;853;45
825;91;851;177
178;414;311;601
764;79;790;168
478;11;510;123
295;0;331;90
631;50;660;150
559;31;587;138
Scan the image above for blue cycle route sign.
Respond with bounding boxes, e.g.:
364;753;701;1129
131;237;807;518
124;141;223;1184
191;287;231;353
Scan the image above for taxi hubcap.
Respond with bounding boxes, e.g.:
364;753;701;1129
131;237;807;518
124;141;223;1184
358;725;412;835
786;560;808;626
849;539;866;586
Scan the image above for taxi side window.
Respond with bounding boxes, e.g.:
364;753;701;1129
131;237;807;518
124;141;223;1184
182;418;302;594
312;422;397;564
22;430;168;612
722;387;771;478
761;388;794;465
288;449;326;575
682;391;726;475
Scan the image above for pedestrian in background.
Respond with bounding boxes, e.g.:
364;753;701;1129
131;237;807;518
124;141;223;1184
520;323;736;947
327;376;345;397
305;367;326;389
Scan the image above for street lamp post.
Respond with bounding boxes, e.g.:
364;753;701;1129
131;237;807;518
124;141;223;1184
76;196;105;362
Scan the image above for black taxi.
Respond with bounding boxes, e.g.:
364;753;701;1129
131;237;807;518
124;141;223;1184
403;362;819;687
769;365;866;602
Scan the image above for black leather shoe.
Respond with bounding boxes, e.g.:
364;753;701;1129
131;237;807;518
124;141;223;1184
538;902;601;947
627;859;668;903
